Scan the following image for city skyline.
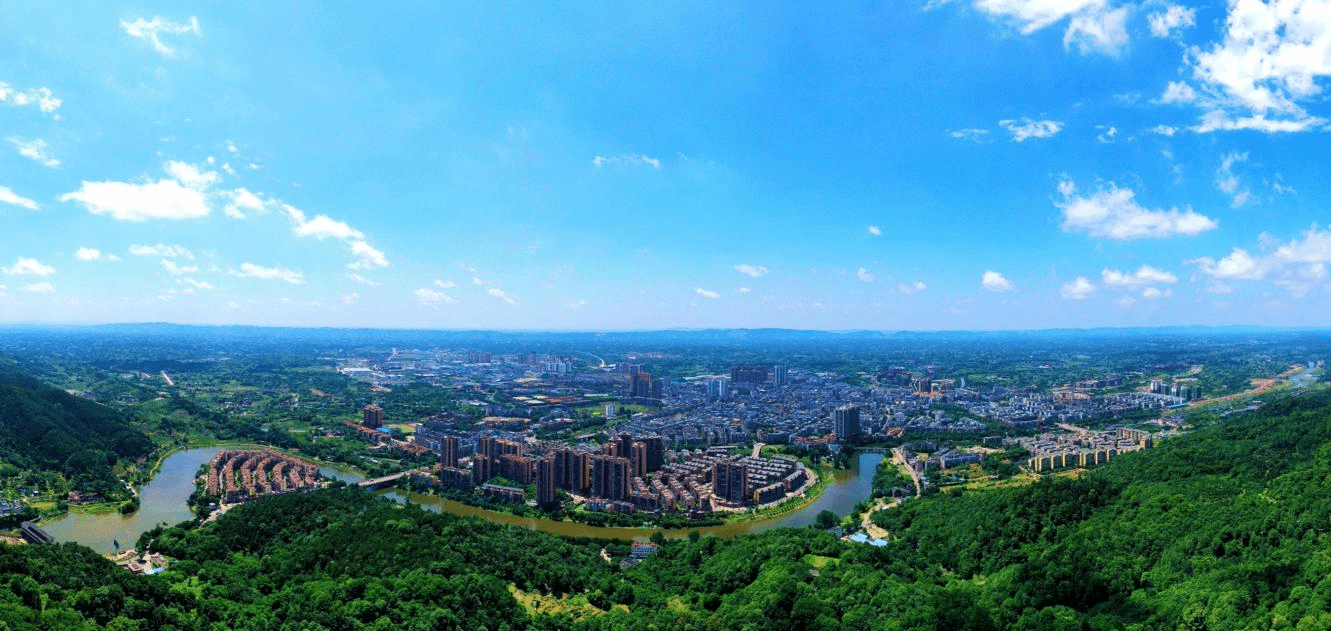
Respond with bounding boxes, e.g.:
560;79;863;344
3;1;1331;330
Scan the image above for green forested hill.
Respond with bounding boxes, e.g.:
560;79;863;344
0;362;153;498
3;391;1331;629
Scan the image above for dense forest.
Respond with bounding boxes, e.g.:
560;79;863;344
0;361;153;501
2;389;1331;628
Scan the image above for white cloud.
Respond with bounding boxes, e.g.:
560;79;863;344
435;279;456;289
62;179;210;221
129;243;193;259
1101;264;1179;286
1057;179;1218;240
285;205;364;240
164;160;219;189
342;292;359;305
223;188;267;219
972;0;1106;34
347;272;381;286
1190;247;1267;280
415;287;456;306
3;257;55;276
982;270;1016;292
161;259;199;276
1060;276;1097;299
121;16;200;56
1063;5;1130;55
22;282;54;294
857;267;875;283
1115;295;1137;307
74;247;102;261
737;287;753;293
235;262;303;284
0;82;61;114
9;137;59;168
867;225;883;236
695;287;720;299
488;287;518;304
348;240;388;270
221;163;237;176
1191;225;1331;296
950;128;991;142
1149;124;1180;136
999;118;1064;141
225;141;239;154
897;280;928;295
177;277;214;291
734;263;769;278
565;299;588;308
1215;151;1252;207
1141;286;1172;300
1187;0;1331;134
1096;125;1118;143
1149;4;1197;37
1160;81;1198;104
592;154;661;168
283;204;389;270
0;185;39;210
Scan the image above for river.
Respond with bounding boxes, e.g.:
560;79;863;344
42;447;884;551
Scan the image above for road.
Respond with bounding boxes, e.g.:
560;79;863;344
892;447;923;497
575;351;606;368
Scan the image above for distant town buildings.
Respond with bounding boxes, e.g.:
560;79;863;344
730;364;770;386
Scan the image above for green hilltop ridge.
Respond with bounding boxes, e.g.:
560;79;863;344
3;390;1331;629
0;361;153;502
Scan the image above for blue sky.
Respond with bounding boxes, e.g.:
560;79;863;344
2;1;1330;330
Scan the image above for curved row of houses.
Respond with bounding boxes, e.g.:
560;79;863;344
205;450;320;503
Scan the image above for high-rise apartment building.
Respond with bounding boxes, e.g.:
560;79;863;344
440;435;459;469
834;404;862;441
362;404;384;429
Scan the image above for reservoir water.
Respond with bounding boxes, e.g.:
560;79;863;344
42;447;883;551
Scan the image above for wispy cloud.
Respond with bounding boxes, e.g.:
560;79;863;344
415;287;456;306
1148;4;1196;37
857;267;874;283
129;243;193;259
234;262;303;284
949;128;991;142
1101;265;1179;287
22;282;54;294
0;82;62;114
9;137;59;167
734;263;769;278
488;287;518;304
999;118;1063;142
121;16;200;56
897;281;927;295
695;287;720;299
867;225;882;236
0;185;39;210
592;154;661;168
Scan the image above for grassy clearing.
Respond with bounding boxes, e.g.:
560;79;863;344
507;584;608;621
802;554;839;569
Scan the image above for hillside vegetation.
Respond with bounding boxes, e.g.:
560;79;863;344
0;362;152;500
2;390;1331;629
